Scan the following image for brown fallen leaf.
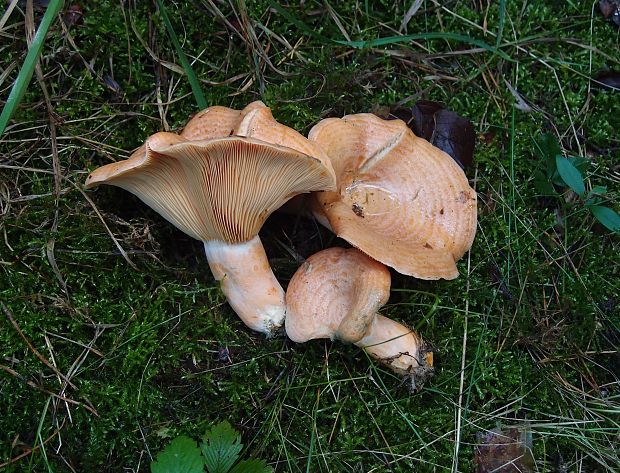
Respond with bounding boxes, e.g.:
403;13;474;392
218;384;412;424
592;70;620;91
599;0;620;26
475;426;534;473
63;4;84;28
410;100;476;170
372;102;476;169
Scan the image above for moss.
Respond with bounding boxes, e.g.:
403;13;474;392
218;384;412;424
1;0;618;471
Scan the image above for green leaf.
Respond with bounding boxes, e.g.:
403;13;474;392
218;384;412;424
555;155;585;196
151;436;204;473
533;170;557;196
589;205;620;233
0;0;65;137
229;459;273;473
201;421;244;473
585;186;607;205
533;133;561;179
567;156;589;173
589;185;608;196
538;134;562;160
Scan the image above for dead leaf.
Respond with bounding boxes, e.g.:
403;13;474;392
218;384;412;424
410;100;476;169
475;426;534;473
592;70;620;91
599;0;620;26
373;102;475;169
63;4;83;28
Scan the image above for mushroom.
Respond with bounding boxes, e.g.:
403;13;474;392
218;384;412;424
285;247;434;389
308;113;477;280
85;131;335;336
182;101;332;169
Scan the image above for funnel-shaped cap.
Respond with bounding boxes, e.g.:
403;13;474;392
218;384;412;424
180;101;334;179
86;134;335;244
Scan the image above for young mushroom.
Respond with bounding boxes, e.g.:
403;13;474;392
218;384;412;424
86;129;335;336
308;113;477;280
285;247;434;390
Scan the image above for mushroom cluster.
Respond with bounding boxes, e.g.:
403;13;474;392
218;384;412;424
86;102;477;388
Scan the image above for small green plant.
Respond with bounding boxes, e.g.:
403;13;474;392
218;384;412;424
532;133;620;232
0;0;65;136
151;421;273;473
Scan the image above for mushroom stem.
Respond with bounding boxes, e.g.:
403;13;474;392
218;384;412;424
355;315;434;390
203;236;285;337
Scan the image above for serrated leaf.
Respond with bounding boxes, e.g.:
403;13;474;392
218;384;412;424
201;421;243;473
538;134;562;160
589;205;620;232
151;436;204;473
229;459;273;473
555;155;585;196
533;171;557;196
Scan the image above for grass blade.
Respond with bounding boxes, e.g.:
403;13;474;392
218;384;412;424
0;0;65;137
154;0;208;110
268;1;511;61
335;33;511;61
496;0;506;47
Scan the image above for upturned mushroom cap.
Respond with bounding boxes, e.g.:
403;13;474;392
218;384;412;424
285;247;390;344
85;105;337;337
85;134;335;244
308;114;477;280
286;247;434;387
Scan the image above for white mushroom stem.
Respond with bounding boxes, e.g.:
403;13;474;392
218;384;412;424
203;236;285;337
355;315;433;379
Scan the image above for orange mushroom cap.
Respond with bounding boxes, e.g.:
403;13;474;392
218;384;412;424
285;247;434;387
181;100;334;178
85;104;337;336
85;135;334;244
286;247;391;344
308;113;477;280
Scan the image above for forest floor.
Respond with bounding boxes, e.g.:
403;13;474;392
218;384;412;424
1;1;619;471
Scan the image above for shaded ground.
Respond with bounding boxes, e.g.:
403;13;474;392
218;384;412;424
1;1;619;472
